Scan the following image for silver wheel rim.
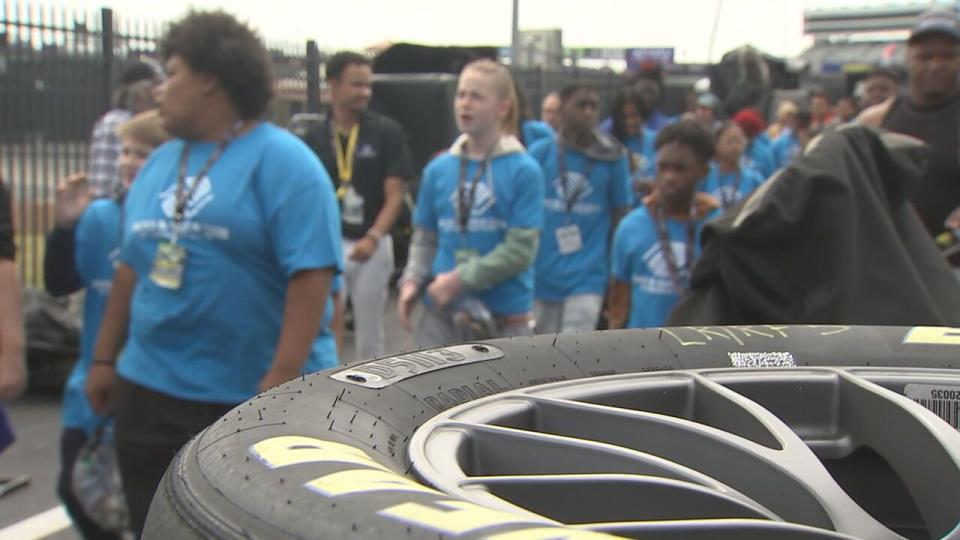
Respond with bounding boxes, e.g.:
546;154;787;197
409;367;960;540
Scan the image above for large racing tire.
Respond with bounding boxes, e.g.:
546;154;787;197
143;326;960;539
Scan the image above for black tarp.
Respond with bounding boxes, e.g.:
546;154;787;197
370;74;459;174
708;46;798;118
372;43;497;75
670;125;960;326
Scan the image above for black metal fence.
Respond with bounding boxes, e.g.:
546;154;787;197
514;66;621;124
1;0;630;289
0;1;310;287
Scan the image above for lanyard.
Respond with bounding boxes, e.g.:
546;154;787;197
173;123;240;228
457;149;493;233
332;123;360;199
556;142;594;214
652;203;696;295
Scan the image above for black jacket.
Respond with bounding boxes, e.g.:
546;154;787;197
670;125;960;326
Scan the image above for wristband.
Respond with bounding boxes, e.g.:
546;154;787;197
366;229;384;242
92;359;116;368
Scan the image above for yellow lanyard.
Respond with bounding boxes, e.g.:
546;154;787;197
333;124;359;199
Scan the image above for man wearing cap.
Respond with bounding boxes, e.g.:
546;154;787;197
692;93;721;130
860;7;960;237
303;51;414;361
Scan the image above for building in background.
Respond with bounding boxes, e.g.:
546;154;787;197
799;2;958;96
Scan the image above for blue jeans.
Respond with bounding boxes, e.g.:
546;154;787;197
533;294;604;334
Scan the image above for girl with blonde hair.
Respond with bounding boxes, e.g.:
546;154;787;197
398;59;545;346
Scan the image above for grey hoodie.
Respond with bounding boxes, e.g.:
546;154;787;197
557;129;628;162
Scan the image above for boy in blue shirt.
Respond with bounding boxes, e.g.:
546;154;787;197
530;84;632;334
398;59;544;347
608;120;720;329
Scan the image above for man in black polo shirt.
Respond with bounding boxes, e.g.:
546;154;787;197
303;51;414;361
860;8;960;240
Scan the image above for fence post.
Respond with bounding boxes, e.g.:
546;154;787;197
306;40;320;114
535;65;542;114
101;7;114;113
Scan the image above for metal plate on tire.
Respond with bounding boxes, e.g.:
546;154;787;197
331;344;504;389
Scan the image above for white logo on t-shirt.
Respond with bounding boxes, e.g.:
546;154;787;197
356;144;377;159
159;176;215;220
634;240;691;295
451;180;496;221
643;240;689;278
632;152;649;174
553;172;593;204
108;247;121;270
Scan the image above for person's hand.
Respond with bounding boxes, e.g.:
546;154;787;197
397;281;420;332
945;206;960;230
85;363;117;414
0;350;26;401
693;193;721;217
54;173;92;229
258;365;301;392
349;235;378;262
641;188;660;209
635;180;655;199
427;270;463;310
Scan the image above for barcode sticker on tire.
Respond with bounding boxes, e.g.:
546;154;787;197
728;352;796;368
904;384;960;430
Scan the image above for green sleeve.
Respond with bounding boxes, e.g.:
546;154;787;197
457;227;539;291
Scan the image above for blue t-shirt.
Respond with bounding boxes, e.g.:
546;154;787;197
757;131;775;147
308;305;337;372
413;147;544;316
118;123;343;403
646;110;676;132
742;139;777;179
529;137;632;300
699;164;764;210
522;120;554;148
306;274;341;373
309;334;337;372
62;200;122;433
773;129;802;169
623;130;658;182
611;206;712;328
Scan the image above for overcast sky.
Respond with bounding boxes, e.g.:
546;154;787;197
55;0;949;62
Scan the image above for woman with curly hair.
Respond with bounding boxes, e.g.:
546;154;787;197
85;11;342;532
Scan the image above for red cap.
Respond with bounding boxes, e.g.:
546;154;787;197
733;108;766;139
